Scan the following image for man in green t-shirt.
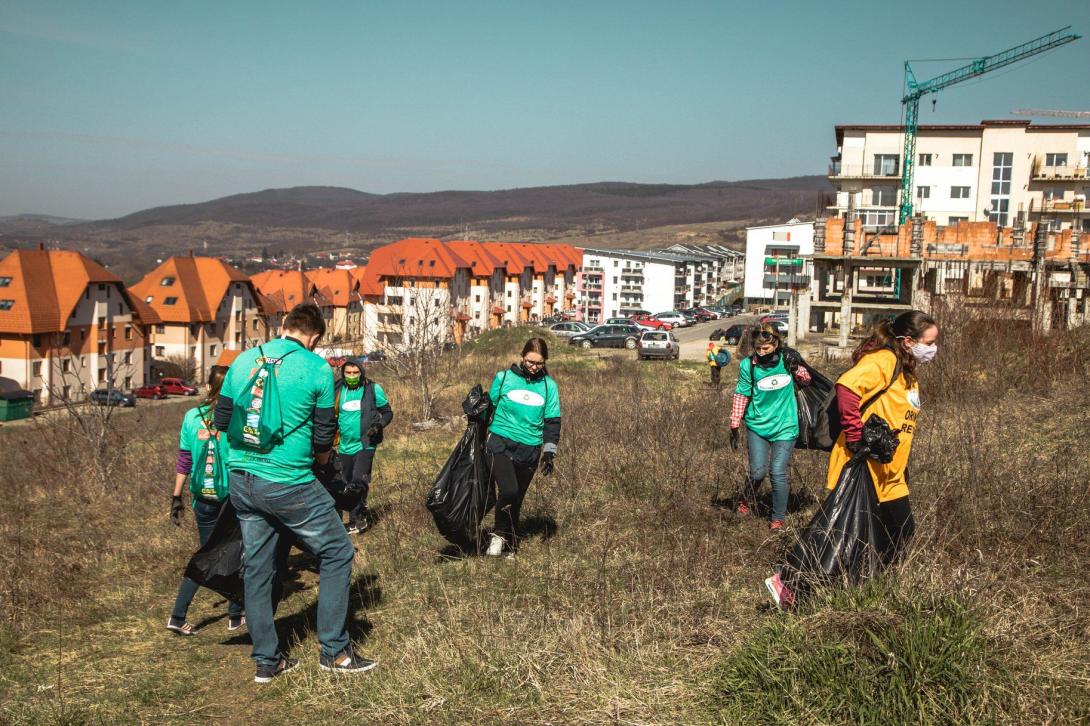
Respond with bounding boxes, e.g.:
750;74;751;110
334;358;393;534
215;304;377;683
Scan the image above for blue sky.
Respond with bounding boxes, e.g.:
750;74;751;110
1;0;1088;218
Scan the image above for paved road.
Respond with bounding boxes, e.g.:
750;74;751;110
672;315;759;361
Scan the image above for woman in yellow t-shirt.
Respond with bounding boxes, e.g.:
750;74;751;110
827;310;938;564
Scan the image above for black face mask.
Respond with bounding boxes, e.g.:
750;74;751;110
755;351;780;368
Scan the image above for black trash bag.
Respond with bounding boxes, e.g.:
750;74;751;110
184;498;245;606
779;415;900;595
794;363;837;451
426;384;495;547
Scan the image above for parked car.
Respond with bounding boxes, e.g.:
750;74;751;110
652;311;690;328
759;311;789;324
631;314;672;331
134;384;167;400
606;317;639;327
569;325;640;350
710;324;750;345
549;322;587;339
89;389;136;407
683;308;717;322
696;306;723;319
160;377;198;396
637;330;680;360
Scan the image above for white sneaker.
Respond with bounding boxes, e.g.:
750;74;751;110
486;533;505;557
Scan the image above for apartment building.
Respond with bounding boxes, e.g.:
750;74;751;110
131;255;267;382
251;269;331;341
829;120;1090;231
579;248;694;322
306;267;364;342
743;220;815;306
0;247;156;403
357;238;471;350
446;241;507;332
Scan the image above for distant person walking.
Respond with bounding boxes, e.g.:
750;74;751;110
334;358;393;534
167;365;244;636
729;324;811;530
707;341;731;388
216;304;375;683
764;310;939;609
485;337;562;557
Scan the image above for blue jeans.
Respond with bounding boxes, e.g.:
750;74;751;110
230;471;356;667
171;498;243;620
743;430;796;522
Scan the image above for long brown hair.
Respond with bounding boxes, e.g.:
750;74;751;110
521;337;550;360
740;323;782;359
202;365;228;409
853;310;937;385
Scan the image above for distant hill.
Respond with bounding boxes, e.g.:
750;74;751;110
0;214;87;234
84;177;832;234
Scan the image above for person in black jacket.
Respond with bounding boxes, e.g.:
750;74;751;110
484;338;562;557
333;358;393;534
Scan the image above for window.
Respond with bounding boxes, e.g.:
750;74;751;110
234;332;242;344
953;154;973;167
871;186;897;206
98;342;106;355
124;352;133;365
98;369;106;383
62;385;70;400
0;299;12;311
32;334;41;347
873;154;899;176
164;297;178;305
989;153;1013;226
916;186;930;200
252;319;258;330
62;358;71;373
98;284;106;291
918;153;932;166
155;324;165;334
988;199;1010;227
1045;153;1068;167
951;186;971;199
97;316;106;329
160;276;176;286
0;276;11;286
210;345;218;357
124;375;132;389
124;325;132;340
32;361;42;377
154;346;165;356
475;294;481;303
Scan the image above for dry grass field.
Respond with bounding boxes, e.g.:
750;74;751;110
1;322;1088;724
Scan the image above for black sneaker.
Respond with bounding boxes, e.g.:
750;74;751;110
254;657;299;684
318;649;378;674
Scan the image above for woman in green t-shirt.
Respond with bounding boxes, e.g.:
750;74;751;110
728;325;811;530
484;337;562;557
167;366;244;636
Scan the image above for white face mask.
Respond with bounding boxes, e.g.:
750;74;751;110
911;342;938;364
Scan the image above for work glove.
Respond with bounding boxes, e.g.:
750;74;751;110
366;424;382;439
729;427;740;451
170;495;185;527
540;451;555;477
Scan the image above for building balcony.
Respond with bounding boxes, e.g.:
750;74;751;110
828;163;900;180
763;274;811;286
1032;164;1090;181
620;284;642;292
1040;198;1087;213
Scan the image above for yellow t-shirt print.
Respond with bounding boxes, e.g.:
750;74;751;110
826;349;921;503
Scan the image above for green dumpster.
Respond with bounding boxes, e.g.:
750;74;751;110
0;391;35;421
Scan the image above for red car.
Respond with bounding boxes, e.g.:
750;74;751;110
631;314;673;331
134;384;167;400
160;377;198;396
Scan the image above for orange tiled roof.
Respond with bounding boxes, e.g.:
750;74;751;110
351;265;383;297
447;241;505;276
482;242;532;275
359;238;470;293
251;269;331;314
217;348;241;367
131;256;252;324
0;248;148;334
305;267;360;307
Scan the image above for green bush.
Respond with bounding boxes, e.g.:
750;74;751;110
709;584;1009;725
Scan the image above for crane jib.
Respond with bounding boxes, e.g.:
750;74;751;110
896;26;1081;224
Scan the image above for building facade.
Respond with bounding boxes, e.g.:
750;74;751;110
829;120;1090;231
0;248;155;403
744;220;815;306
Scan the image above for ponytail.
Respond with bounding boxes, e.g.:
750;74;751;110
202;366;228;410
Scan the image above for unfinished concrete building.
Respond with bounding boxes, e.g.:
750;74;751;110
802;215;1088;348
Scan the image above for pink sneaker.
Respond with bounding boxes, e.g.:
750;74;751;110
769;519;784;532
736;501;751;517
764;572;795;610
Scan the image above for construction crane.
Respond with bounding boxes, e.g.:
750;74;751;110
1012;108;1090;119
898;26;1081;224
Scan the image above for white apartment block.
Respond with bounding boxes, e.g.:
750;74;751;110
829;120;1090;231
744;220;815;305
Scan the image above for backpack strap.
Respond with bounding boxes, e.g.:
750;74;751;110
859;355;903;415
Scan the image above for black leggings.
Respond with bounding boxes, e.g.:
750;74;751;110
490;453;538;544
877;496;916;566
338;448;376;522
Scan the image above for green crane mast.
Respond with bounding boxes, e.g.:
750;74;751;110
899;26;1081;224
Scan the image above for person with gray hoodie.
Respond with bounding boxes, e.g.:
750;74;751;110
333;358;393;533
